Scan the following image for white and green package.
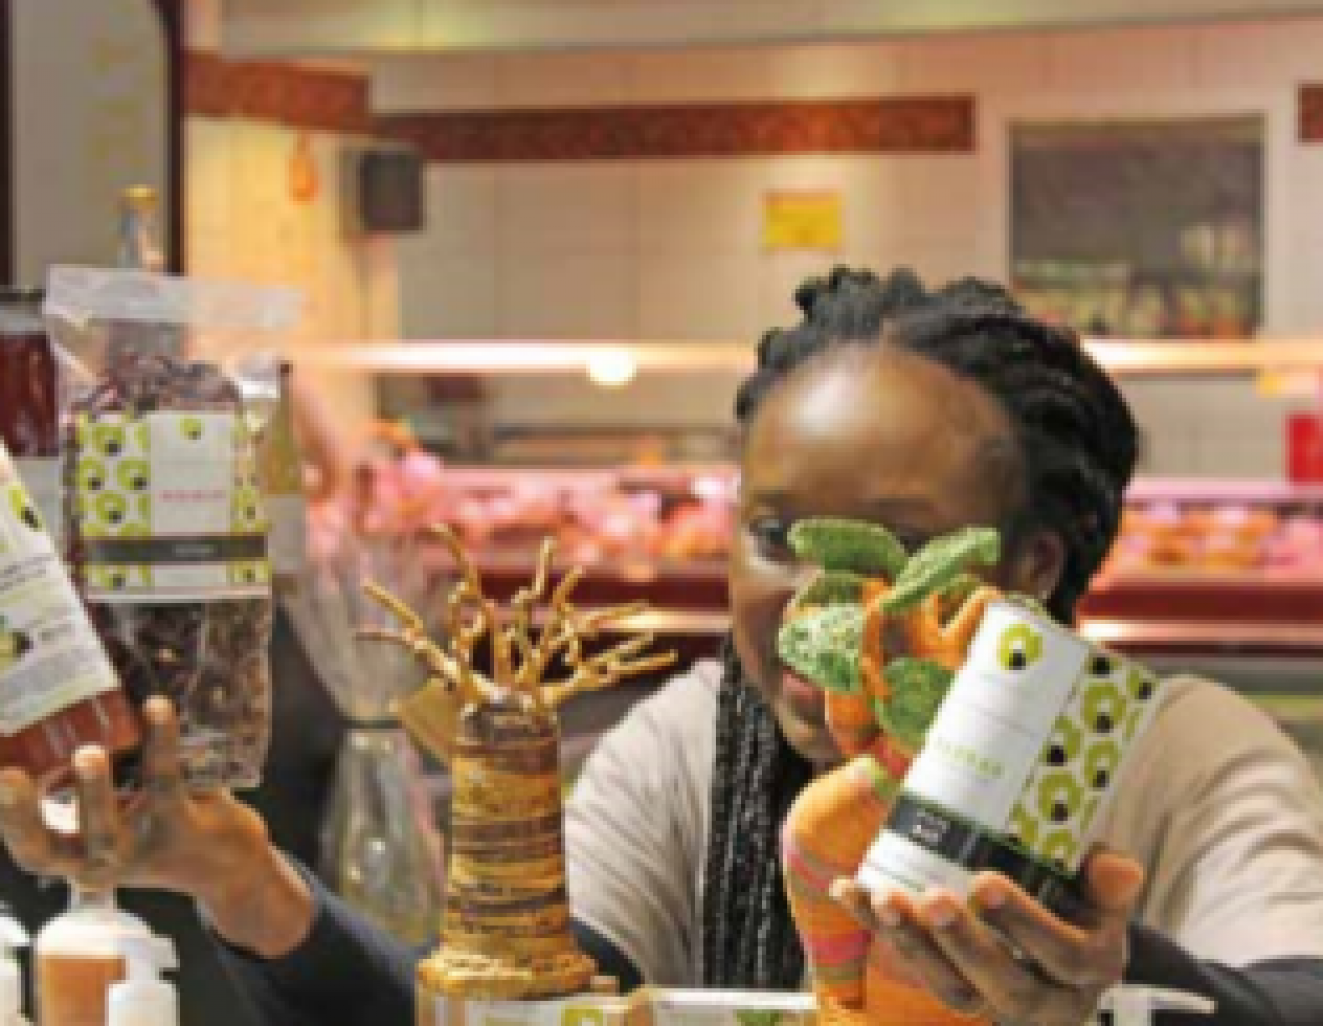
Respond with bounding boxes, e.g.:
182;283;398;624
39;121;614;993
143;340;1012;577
45;267;301;790
857;599;1162;906
0;442;126;758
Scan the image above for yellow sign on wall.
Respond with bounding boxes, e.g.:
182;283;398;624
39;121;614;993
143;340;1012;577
763;191;843;251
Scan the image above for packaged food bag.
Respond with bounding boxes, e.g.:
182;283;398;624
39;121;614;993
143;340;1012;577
44;266;300;790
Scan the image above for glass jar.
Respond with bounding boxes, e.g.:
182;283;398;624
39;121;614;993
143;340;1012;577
0;291;60;536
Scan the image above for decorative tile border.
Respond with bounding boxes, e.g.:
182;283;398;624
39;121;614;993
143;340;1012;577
184;51;373;135
182;51;975;158
380;96;976;160
1301;84;1323;143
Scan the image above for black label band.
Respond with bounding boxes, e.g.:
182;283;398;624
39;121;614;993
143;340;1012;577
886;792;1087;913
83;535;267;565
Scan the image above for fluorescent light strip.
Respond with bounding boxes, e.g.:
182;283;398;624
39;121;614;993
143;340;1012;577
286;339;1323;376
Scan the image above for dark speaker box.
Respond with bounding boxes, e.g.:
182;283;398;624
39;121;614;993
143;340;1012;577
357;149;425;233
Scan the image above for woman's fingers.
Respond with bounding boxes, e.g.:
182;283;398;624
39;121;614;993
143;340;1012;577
141;698;184;803
72;746;128;888
0;767;80;877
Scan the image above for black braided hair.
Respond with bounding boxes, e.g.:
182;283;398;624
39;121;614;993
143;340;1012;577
735;265;1137;623
701;642;813;988
701;266;1138;989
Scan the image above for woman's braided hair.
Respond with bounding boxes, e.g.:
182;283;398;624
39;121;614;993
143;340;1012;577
701;266;1139;988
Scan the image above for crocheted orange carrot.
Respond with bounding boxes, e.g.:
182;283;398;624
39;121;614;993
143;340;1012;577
778;520;1000;1025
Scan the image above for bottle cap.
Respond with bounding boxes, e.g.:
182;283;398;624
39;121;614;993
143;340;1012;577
107;935;178;1026
1097;985;1215;1024
0;912;30;1017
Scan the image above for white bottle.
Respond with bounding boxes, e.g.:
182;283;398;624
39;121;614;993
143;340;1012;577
1094;985;1215;1024
0;913;31;1026
106;937;177;1026
35;888;150;1026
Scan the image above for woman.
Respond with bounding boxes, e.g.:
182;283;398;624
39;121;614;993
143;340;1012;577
3;269;1323;1025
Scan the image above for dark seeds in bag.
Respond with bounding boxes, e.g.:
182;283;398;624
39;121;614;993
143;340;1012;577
65;343;273;790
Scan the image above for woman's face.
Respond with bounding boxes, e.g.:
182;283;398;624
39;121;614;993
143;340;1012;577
729;345;1052;766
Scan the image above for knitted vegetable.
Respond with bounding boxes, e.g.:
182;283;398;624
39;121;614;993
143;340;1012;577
778;520;1001;1025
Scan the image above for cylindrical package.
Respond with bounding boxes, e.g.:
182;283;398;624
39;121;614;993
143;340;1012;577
858;600;1161;909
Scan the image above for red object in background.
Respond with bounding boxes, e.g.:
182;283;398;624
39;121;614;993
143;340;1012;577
1288;413;1323;484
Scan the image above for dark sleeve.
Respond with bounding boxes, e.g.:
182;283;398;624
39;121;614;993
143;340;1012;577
573;919;643;993
212;869;645;1025
212;870;421;1026
1126;924;1323;1024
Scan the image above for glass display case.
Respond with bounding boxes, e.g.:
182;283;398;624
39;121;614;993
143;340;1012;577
291;335;1323;777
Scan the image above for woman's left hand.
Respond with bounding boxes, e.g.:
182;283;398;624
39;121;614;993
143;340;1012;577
832;849;1143;1024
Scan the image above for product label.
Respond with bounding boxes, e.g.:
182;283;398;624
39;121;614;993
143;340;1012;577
0;455;119;735
422;995;628;1026
859;602;1163;897
419;991;815;1026
14;457;61;551
643;988;816;1026
74;412;270;603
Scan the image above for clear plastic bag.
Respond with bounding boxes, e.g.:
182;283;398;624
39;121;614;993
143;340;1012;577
44;267;300;790
284;531;443;943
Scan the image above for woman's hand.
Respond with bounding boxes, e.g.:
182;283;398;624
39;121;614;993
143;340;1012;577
0;698;314;959
832;850;1143;1024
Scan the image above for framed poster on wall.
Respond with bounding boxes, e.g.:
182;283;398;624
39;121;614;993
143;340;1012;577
1011;116;1264;339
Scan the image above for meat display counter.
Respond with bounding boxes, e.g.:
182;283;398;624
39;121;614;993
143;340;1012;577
339;463;1323;657
379;466;1323;790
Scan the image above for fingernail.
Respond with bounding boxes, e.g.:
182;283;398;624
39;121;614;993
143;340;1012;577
978;885;1007;910
926;901;957;930
878;904;902;929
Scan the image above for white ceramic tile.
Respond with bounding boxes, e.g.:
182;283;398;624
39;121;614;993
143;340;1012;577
1135;419;1197;477
498;249;637;338
889;155;983;243
185;0;223;52
1191;435;1284;479
896;33;1051;95
488;373;736;429
369;55;498;112
495;52;633;108
1193;17;1323;90
628;48;773;104
1119;379;1183;426
1282;236;1323;332
410;165;498;258
399;252;497;338
226;0;424;55
769;41;903;99
834;160;902;257
757;251;843;330
762;153;850;190
637;159;765;256
897;242;989;290
416;0;810;54
184;120;233;234
497;163;637;255
1043;26;1198;95
638;249;760;342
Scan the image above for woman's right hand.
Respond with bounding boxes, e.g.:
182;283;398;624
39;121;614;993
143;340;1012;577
0;698;314;959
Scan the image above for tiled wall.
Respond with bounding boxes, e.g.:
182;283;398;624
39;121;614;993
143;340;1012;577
388;19;1323;478
186;117;398;430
